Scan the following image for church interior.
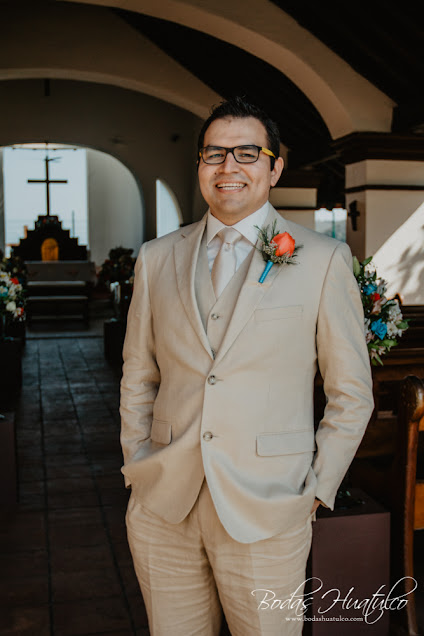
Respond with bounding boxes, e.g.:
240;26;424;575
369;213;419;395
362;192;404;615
1;1;424;634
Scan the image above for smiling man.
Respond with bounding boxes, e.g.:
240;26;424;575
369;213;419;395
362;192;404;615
120;97;373;635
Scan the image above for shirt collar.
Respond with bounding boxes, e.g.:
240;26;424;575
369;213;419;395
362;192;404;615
206;202;270;246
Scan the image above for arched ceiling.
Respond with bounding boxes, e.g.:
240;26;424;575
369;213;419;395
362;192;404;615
114;10;333;169
2;0;422;207
272;0;424;133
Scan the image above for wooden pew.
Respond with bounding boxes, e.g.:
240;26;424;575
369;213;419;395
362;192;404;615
389;376;424;636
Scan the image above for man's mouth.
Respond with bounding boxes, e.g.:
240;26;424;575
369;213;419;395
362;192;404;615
215;182;246;191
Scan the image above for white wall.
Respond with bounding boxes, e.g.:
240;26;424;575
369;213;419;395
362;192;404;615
87;149;144;266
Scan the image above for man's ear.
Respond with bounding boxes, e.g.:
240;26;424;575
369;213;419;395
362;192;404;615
270;156;284;187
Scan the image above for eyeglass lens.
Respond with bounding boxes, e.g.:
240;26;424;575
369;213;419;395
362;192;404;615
202;146;260;164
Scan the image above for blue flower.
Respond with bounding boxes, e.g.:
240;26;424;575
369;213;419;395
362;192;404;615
363;283;377;296
370;319;387;340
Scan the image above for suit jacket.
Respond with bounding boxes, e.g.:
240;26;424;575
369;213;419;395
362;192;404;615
120;204;374;543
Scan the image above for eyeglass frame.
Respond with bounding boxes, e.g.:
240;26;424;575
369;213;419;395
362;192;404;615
198;144;276;165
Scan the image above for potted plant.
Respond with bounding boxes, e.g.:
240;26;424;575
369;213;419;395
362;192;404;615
0;250;27;340
0;270;26;405
98;247;136;365
97;246;135;321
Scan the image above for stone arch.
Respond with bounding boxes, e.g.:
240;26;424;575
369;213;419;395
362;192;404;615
1;142;144;267
0;3;220;121
1;0;394;141
56;0;395;138
0;78;201;244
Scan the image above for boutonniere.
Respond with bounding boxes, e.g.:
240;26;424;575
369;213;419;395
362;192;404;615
255;220;302;283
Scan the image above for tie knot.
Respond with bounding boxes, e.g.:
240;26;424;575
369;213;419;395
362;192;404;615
218;227;242;246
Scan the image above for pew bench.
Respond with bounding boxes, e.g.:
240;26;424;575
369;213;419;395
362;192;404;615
27;291;89;324
25;260;95;324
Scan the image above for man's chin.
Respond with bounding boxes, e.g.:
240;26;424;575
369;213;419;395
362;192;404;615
210;207;256;224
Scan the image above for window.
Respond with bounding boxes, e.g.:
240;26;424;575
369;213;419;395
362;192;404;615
314;207;347;242
156;179;182;238
3;144;88;256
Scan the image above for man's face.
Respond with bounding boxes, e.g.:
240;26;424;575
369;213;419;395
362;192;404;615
198;116;284;225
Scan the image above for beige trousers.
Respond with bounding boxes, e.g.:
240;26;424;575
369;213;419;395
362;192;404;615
126;480;313;636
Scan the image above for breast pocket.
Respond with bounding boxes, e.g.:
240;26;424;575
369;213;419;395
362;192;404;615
255;305;303;322
150;419;172;445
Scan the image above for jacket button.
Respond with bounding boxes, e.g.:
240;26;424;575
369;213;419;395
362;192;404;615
211;313;220;320
208;375;216;385
203;431;213;441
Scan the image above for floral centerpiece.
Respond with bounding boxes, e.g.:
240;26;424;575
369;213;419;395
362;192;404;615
97;247;136;288
353;256;409;365
0;249;28;287
0;270;26;340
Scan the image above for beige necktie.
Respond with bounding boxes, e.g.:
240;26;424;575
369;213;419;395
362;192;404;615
211;227;242;298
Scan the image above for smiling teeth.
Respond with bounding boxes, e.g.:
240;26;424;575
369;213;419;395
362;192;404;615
216;183;245;190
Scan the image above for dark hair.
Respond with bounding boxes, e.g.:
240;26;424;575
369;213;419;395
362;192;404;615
197;96;280;169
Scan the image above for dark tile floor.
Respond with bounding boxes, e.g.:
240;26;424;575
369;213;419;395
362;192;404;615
1;329;149;636
1;319;423;635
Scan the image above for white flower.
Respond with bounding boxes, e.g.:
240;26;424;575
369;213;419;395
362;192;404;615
388;303;402;321
366;330;374;343
370;346;386;360
6;301;16;313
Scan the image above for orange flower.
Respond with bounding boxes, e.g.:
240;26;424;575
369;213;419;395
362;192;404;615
271;232;295;257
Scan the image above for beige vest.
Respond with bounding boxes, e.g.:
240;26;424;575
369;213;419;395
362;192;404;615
194;230;254;358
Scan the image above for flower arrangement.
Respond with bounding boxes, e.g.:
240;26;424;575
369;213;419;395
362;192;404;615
353;256;409;365
0;270;26;339
0;249;28;287
256;221;302;283
97;247;136;288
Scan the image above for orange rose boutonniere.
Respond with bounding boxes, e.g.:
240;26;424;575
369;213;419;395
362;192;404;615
255;221;302;283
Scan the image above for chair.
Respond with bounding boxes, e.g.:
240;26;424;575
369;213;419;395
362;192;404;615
390;376;424;636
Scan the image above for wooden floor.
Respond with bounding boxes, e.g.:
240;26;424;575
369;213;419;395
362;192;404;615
0;318;423;635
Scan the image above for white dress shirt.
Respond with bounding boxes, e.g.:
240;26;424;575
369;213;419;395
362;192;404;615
206;203;269;273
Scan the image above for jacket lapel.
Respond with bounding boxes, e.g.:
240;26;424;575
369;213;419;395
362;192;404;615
174;215;213;358
214;204;289;364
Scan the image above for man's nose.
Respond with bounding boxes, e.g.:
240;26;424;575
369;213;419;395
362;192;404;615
218;151;239;171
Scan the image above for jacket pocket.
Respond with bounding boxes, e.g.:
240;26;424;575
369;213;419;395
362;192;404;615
255;305;303;322
150;419;172;445
256;430;316;456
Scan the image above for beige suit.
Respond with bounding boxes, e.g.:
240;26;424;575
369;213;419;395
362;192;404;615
120;204;374;545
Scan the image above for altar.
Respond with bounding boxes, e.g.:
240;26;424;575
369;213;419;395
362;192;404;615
25;259;95;283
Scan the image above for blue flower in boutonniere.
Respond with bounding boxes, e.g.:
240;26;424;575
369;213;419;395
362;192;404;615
255;220;302;283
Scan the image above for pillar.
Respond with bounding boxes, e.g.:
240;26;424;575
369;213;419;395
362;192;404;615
337;134;424;305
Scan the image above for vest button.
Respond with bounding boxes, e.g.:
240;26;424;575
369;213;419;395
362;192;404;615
208;375;217;385
211;313;220;320
203;431;213;441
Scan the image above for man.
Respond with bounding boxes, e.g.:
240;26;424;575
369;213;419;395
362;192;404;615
120;97;374;635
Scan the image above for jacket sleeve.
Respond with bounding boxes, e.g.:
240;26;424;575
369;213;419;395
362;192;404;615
119;242;160;488
312;242;374;509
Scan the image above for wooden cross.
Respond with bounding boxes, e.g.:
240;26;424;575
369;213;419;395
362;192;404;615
348;200;360;231
28;155;68;217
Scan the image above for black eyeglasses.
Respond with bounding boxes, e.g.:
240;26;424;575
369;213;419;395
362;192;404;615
199;145;276;165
